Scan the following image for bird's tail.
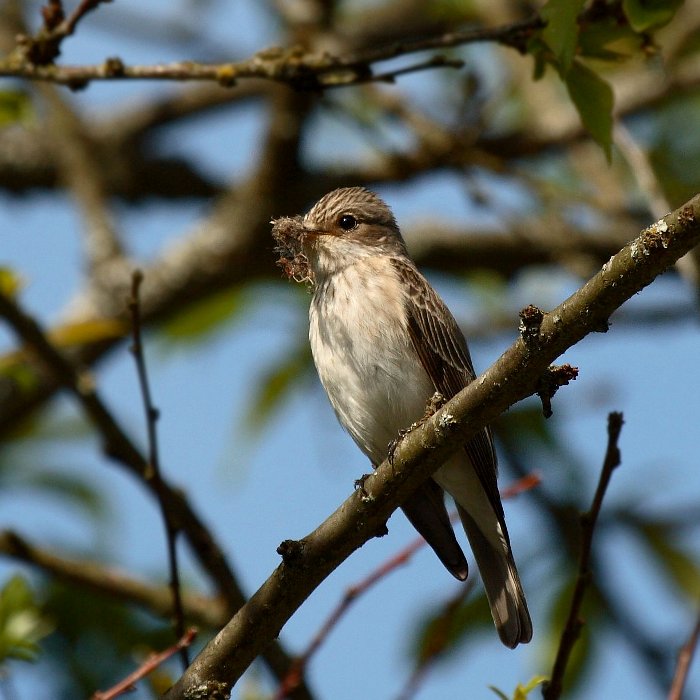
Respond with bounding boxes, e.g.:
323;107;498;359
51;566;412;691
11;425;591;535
457;506;532;648
401;480;469;581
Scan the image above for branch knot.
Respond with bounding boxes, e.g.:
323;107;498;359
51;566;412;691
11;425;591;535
519;304;544;345
536;364;579;418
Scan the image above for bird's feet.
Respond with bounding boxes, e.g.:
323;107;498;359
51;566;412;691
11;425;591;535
354;473;373;502
424;391;446;419
387;429;408;467
387;392;446;465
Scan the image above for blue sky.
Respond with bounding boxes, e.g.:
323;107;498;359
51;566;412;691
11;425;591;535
1;2;699;699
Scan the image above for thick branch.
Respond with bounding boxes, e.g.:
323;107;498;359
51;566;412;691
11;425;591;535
163;195;700;698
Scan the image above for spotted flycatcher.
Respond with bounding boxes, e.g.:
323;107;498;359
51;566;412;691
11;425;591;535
272;187;532;648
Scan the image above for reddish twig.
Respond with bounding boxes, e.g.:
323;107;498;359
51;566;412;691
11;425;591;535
275;473;540;698
128;270;189;669
274;535;424;699
542;412;624;700
667;609;700;700
91;627;197;700
500;471;542;500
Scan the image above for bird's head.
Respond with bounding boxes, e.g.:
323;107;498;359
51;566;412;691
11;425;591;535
300;187;407;278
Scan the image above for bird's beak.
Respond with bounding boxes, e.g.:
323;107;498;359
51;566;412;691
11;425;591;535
301;226;326;243
301;225;336;240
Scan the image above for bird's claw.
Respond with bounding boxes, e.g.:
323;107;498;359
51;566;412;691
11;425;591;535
354;474;373;502
387;393;446;465
388;428;409;466
424;392;446;419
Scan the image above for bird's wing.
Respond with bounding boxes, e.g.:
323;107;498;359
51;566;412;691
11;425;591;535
390;258;506;531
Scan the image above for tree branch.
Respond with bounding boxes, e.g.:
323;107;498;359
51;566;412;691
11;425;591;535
0;529;225;628
163;195;700;698
0;16;543;89
542;412;624;700
91;627;198;700
128;270;189;669
668;608;700;700
275;473;540;698
20;0;113;65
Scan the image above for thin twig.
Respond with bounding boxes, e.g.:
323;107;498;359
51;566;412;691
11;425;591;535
128;270;189;669
0;287;315;700
668;608;700;700
25;0;112;64
91;627;197;700
2;15;544;89
542;412;624;700
615;121;700;289
61;0;109;37
614;122;670;221
275;473;541;699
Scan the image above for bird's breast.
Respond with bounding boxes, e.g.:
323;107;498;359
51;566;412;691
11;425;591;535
309;257;434;463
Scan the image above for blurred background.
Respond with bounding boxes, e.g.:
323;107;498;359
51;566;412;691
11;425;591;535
0;1;699;698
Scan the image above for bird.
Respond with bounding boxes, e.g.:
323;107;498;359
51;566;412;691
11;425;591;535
277;186;532;648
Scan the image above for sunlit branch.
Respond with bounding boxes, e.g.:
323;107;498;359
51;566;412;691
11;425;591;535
275;473;540;699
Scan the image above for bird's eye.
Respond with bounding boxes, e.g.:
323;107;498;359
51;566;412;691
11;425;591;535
338;214;358;231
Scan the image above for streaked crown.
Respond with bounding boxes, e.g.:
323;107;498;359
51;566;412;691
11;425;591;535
304;187;399;236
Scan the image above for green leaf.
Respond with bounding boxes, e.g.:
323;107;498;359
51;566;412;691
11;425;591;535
0;267;22;297
623;0;683;32
541;0;585;73
527;37;550;80
0;90;33;127
515;676;549;698
0;360;39;394
411;589;492;665
246;340;312;435
497;405;557;448
637;521;700;599
42;580;176;696
564;60;614;160
489;675;548;700
49;318;127;348
578;19;644;60
19;469;106;517
0;575;51;664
